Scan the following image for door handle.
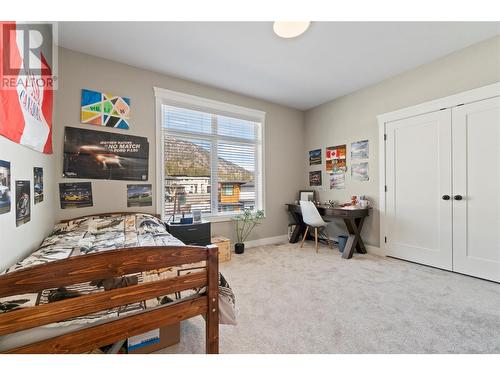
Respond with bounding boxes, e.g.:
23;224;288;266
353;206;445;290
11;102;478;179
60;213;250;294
454;195;463;201
442;195;450;200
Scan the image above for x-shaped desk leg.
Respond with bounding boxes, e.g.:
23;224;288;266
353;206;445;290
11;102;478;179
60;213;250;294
342;217;366;259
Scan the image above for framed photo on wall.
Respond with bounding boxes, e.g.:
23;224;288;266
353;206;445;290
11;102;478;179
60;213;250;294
309;171;322;186
59;182;93;209
127;184;152;207
0;160;11;215
15;180;30;226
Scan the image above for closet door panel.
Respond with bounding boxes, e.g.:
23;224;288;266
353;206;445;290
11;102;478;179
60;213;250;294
385;109;452;269
452;97;500;282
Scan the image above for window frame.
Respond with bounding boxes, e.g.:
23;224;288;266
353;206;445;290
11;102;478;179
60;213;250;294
154;87;266;222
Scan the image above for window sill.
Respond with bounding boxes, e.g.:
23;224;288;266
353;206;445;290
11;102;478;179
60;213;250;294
165;211;265;224
203;213;238;223
202;211;267;223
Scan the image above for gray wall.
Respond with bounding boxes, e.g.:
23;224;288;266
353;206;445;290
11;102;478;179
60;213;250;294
3;35;499;271
304;35;500;248
54;47;305;243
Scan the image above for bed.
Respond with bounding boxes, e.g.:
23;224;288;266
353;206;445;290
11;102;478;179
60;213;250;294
0;212;236;354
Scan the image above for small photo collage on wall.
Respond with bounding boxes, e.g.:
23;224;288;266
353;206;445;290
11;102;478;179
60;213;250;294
1;161;45;226
326;144;347;190
60;87;147;212
308;138;369;190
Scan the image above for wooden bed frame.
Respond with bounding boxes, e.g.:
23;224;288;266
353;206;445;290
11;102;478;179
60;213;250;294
0;212;219;354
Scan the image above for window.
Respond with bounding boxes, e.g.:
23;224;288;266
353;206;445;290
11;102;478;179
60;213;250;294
221;185;234;196
155;88;265;220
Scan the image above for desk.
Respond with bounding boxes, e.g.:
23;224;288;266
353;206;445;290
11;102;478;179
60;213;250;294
286;203;370;259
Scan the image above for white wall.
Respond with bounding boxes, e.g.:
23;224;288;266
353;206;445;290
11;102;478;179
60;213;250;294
304;35;500;248
0;24;57;271
0;139;56;271
53;48;305;244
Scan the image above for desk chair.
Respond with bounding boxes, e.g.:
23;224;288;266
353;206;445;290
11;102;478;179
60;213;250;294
299;200;333;252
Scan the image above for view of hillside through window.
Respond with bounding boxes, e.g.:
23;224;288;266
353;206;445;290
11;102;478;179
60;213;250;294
163;105;259;217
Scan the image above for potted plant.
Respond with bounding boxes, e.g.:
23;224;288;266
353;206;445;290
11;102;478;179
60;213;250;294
232;209;265;254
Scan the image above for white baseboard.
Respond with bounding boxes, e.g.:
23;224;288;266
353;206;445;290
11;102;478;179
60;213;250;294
365;245;385;257
243;234;385;256
245;234;289;248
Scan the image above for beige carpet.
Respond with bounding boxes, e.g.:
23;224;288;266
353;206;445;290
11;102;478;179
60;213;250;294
156;241;500;354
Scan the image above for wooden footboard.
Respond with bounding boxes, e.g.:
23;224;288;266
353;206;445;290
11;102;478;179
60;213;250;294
0;245;219;354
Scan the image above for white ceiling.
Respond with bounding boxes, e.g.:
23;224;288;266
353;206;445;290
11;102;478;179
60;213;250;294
58;22;500;110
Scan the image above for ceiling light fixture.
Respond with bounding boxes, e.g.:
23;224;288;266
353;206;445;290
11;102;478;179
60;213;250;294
273;21;311;39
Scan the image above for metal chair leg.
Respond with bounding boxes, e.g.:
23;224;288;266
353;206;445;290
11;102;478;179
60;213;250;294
322;227;333;249
300;226;309;248
315;227;318;253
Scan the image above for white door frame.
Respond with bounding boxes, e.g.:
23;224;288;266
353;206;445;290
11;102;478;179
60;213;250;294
377;82;500;256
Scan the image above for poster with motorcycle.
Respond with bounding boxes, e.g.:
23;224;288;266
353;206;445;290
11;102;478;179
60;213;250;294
34;167;44;204
0;160;11;214
15;180;30;226
63;127;149;181
59;182;93;209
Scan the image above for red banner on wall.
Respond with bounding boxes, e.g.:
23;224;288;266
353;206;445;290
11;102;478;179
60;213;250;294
0;21;53;154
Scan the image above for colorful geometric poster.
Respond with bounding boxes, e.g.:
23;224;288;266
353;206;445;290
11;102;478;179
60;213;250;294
63;127;149;181
127;184;152;207
309;149;321;165
330;173;345;190
0;160;11;214
0;22;53;153
15;180;30;226
351;140;369;160
352;162;369;181
59;182;93;209
81;89;130;129
309;171;322;186
34;167;44;204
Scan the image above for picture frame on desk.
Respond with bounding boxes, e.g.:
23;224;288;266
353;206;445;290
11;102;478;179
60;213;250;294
298;190;316;203
192;209;202;223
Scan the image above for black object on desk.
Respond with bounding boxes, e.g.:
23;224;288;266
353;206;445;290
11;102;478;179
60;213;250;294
286;203;370;259
165;221;211;246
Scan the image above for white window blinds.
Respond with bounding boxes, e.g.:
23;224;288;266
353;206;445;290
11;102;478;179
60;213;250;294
161;104;263;217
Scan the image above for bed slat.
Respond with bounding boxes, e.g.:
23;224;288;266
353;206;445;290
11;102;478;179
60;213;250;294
206;245;219;354
3;296;208;354
0;246;207;298
0;271;207;336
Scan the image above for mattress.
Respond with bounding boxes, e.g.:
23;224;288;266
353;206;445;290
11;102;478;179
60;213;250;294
0;213;236;351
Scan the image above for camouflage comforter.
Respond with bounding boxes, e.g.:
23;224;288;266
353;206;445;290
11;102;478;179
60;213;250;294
0;213;236;327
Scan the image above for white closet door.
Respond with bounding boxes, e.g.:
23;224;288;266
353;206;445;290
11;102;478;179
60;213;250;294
385;109;452;269
452;97;500;282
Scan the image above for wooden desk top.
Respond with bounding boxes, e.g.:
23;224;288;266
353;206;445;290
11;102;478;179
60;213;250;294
286;203;370;218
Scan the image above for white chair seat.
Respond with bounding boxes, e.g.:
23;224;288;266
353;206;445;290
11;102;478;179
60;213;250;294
299;200;332;252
